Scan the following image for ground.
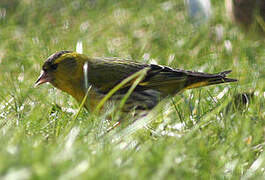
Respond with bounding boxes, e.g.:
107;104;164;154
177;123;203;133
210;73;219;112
0;0;264;179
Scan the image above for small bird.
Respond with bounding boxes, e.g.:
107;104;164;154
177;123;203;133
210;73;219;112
35;51;237;111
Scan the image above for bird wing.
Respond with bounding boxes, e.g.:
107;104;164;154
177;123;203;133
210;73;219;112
86;58;149;93
86;58;189;95
86;58;237;96
140;66;237;95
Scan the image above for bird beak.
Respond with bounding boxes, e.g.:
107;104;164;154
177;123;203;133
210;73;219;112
34;70;50;88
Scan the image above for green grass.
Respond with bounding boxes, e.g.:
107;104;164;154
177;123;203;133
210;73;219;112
0;0;264;179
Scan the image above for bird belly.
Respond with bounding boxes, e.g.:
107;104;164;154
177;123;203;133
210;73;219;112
84;88;162;112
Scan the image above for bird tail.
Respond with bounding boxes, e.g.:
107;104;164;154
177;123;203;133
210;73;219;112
184;70;238;90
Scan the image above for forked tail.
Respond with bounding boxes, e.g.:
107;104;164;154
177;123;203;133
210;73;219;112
184;70;238;90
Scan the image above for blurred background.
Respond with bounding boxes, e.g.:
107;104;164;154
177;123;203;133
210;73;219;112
1;0;263;108
0;0;263;84
0;0;264;179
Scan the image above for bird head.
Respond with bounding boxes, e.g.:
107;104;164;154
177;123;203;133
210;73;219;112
35;51;87;101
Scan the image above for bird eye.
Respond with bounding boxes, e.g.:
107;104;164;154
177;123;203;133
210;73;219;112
51;64;58;70
43;66;48;71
